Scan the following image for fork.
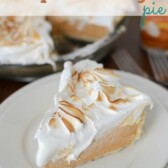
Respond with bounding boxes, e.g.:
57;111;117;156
148;52;168;85
112;49;151;79
113;49;168;168
165;162;168;168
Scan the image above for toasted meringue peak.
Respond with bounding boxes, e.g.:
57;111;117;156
108;105;117;111
59;100;85;123
0;17;57;67
112;98;127;104
48;118;57;128
61;117;75;133
0;17;40;46
35;59;153;167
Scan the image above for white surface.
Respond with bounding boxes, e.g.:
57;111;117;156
0;71;168;168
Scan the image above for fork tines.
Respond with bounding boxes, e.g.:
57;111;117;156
148;53;168;83
112;49;150;79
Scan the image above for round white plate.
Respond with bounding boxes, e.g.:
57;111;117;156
0;71;168;168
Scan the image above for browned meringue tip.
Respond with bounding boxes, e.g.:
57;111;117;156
102;84;115;94
67;84;75;93
0;17;40;46
61;117;75;133
48;112;75;133
96;93;103;102
95;69;117;77
49;118;57;128
112;98;127;104
59;101;85;123
71;95;80;102
109;106;117;111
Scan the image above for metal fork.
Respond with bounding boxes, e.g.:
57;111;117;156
164;162;168;168
148;52;168;85
112;49;151;79
113;49;168;168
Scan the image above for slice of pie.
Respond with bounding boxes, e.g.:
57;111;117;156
35;59;153;168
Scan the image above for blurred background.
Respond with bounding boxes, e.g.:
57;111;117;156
0;16;168;103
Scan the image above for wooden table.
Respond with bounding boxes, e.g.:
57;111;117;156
0;17;154;103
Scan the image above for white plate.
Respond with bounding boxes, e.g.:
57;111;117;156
0;71;168;168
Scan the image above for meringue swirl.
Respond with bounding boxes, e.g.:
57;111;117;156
0;17;57;67
35;60;153;167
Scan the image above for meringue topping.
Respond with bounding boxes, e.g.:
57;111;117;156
35;59;153;167
0;17;40;46
0;17;57;67
59;100;85;123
